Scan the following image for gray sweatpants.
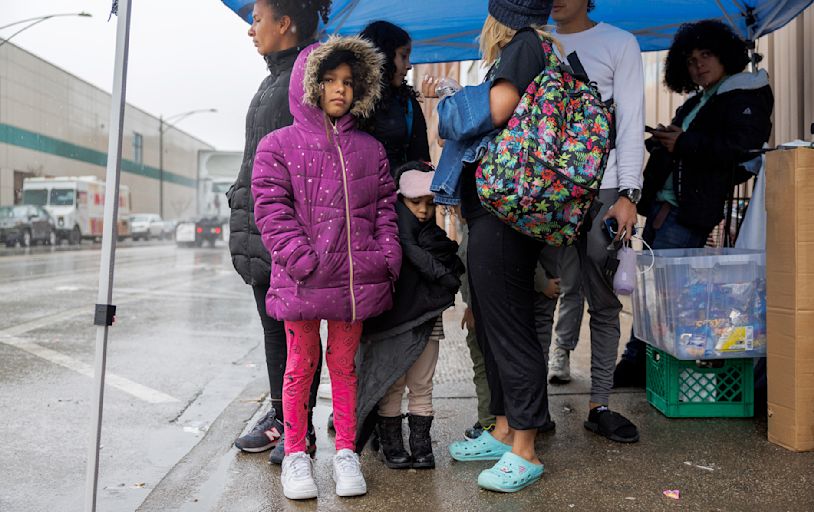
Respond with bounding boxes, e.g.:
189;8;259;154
553;245;584;352
578;189;623;405
538;189;622;405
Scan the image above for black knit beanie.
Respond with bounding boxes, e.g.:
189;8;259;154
488;0;552;30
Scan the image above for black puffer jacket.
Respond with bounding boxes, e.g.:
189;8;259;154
639;70;773;231
227;42;313;286
364;88;430;174
363;200;463;336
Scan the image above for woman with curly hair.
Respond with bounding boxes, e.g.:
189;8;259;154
614;19;774;385
359;20;431;172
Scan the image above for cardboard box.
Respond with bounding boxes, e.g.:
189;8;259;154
765;147;814;452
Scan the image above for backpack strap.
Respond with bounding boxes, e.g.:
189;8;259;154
538;35;564;71
563;51;617;151
566;52;591;84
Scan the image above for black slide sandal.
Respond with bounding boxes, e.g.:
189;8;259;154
584;408;640;443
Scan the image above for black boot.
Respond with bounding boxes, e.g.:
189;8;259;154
376;415;411;469
408;414;435;469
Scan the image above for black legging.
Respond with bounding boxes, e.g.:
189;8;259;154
467;212;558;430
252;283;321;425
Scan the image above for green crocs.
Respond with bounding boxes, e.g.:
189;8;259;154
448;431;511;461
477;452;544;493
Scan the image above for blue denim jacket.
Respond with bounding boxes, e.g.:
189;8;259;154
431;81;497;205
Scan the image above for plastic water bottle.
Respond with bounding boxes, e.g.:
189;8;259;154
435;77;462;99
613;246;637;295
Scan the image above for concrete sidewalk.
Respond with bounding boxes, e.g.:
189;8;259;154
138;300;814;511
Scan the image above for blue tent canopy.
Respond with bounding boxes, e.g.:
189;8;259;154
223;0;813;63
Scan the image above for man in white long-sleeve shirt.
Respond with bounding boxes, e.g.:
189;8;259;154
548;0;645;443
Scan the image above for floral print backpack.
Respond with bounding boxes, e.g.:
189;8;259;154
476;35;614;246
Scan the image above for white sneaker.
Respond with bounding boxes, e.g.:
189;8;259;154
332;449;367;497
281;452;318;500
549;346;571;383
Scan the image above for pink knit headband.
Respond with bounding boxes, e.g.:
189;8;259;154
398;170;436;199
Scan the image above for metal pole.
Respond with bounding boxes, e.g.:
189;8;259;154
84;1;132;511
157;109;215;218
0;12;91;31
0;18;50;49
159;116;164;217
0;12;92;48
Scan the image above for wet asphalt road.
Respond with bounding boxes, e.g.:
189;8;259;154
0;240;264;512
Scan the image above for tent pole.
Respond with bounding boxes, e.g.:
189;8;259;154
717;0;759;72
83;1;132;511
743;5;759;73
750;47;758;73
715;0;748;39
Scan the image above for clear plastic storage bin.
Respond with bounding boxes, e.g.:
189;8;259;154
632;248;766;360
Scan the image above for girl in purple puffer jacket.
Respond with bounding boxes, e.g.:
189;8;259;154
252;36;401;500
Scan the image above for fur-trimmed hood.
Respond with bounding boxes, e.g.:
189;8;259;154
288;36;384;132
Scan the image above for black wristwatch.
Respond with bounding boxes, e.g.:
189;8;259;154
619;188;642;204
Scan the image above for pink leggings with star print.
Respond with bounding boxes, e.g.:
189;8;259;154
282;319;362;454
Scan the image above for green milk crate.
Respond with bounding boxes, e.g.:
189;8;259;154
645;346;754;418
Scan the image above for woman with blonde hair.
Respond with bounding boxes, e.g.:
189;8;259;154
425;0;556;493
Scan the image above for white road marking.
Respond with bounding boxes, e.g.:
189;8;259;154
0;335;179;404
0;308;92;337
0;274;225;337
113;287;249;301
0;273;237;404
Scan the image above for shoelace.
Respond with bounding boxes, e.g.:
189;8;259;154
287;454;313;480
251;410;278;434
334;452;361;476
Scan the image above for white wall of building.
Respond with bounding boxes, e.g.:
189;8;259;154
0;41;215;219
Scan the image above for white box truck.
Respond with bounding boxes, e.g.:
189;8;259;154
21;176;131;244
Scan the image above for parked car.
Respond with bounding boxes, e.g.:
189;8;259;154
161;219;178;240
0;205;57;247
130;214;164;241
175;216;223;248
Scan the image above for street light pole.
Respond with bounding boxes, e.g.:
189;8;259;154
0;12;92;48
159;115;164;217
157;108;216;218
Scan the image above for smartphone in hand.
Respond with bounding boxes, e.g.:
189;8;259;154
604;218;620;241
